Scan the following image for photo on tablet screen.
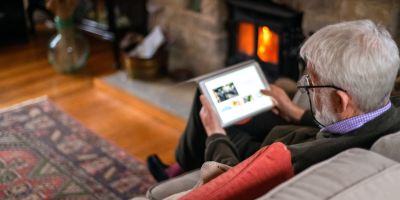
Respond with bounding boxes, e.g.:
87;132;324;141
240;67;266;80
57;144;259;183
212;82;239;103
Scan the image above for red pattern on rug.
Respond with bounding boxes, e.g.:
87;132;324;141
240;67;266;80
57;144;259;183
0;98;155;199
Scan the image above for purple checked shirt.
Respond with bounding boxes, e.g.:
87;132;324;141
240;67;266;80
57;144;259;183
321;102;392;134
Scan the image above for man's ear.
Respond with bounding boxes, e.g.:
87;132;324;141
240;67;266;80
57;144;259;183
333;90;350;114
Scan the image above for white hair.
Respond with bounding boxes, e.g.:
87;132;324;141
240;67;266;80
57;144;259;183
300;20;400;112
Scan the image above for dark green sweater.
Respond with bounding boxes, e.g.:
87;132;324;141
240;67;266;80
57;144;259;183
204;98;400;174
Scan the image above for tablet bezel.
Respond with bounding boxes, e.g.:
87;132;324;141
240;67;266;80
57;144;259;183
198;60;272;128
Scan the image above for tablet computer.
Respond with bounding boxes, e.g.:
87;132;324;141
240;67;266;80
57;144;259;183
198;60;274;127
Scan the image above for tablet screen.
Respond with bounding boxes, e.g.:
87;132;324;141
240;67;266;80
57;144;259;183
202;63;274;127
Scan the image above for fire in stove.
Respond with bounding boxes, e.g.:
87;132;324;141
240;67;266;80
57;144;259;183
257;26;279;65
237;22;254;57
237;22;279;67
227;0;304;81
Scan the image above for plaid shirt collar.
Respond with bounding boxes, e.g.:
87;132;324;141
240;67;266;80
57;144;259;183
321;102;392;134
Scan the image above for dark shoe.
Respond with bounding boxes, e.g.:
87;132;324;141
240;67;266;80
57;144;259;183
147;154;169;182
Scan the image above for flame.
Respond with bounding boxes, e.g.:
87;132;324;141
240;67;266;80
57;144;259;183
257;26;279;64
237;23;279;64
237;22;255;56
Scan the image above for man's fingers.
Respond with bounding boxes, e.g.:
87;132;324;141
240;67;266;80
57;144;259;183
261;89;278;105
272;108;279;115
200;95;213;112
261;90;280;115
200;106;205;116
261;89;271;96
199;95;208;106
269;84;278;90
270;97;279;107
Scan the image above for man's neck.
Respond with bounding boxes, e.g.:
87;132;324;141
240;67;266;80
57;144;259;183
337;107;364;121
322;102;392;134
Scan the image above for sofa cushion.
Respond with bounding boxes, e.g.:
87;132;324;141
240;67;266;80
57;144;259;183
258;148;399;200
146;170;200;200
180;142;294;200
371;131;400;162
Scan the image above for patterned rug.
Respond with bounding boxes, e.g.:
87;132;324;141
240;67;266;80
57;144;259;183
0;97;155;199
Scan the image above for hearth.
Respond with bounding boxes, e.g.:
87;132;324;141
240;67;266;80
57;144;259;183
227;0;304;81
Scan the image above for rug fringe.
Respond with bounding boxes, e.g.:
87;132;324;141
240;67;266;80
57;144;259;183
0;96;48;113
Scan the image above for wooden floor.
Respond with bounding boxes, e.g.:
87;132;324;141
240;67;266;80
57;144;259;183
0;28;185;165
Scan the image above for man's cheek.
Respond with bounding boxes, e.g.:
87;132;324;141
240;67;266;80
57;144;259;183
312;92;323;112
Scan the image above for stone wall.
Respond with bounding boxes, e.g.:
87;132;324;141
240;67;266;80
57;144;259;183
272;0;400;44
147;0;228;76
148;0;400;77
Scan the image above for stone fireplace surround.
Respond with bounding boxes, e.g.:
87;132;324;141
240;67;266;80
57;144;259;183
148;0;400;77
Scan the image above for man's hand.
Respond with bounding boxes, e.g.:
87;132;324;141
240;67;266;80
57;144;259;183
199;95;226;136
261;84;305;123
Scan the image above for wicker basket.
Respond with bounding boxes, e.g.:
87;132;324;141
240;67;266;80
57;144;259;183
123;46;167;80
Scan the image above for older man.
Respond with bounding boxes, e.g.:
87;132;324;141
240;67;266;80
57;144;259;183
148;20;400;181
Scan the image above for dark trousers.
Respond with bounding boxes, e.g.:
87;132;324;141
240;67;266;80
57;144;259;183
175;89;288;170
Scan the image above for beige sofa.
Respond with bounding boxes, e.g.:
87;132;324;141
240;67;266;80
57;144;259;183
134;130;400;200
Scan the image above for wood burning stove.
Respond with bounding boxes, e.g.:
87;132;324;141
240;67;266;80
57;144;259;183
227;0;304;81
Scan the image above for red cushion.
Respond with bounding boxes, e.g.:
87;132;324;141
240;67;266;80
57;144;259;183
236;117;252;125
181;142;293;200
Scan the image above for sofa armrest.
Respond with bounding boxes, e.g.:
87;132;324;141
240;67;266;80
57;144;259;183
258;148;400;200
371;131;400;162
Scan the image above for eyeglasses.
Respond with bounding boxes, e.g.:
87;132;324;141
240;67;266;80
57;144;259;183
297;74;346;93
296;74;346;128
